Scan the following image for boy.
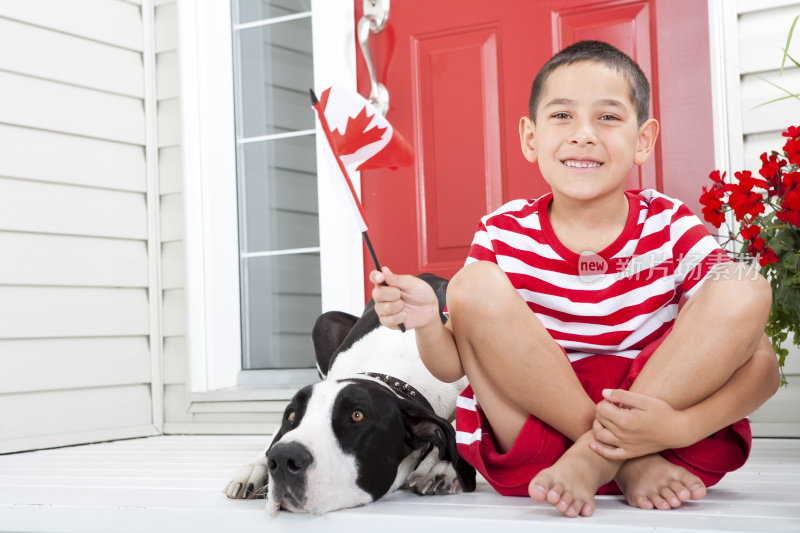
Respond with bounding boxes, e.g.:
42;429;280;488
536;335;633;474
370;41;779;517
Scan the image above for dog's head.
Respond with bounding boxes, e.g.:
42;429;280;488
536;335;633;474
265;377;465;515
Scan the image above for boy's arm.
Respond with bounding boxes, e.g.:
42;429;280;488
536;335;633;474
591;333;779;460
370;268;465;383
415;319;465;383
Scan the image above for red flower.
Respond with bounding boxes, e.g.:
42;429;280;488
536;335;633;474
709;169;727;186
725;171;767;221
699;186;725;227
784;136;800;166
777;188;800;228
741;224;760;241
784;189;800;210
759;247;779;267
748;237;766;254
776;208;800;227
728;188;765;221
759;152;787;197
781;125;800;139
783;171;800;191
734;170;767;191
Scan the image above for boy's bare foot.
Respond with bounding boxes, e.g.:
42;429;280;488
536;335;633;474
615;454;707;510
528;432;621;517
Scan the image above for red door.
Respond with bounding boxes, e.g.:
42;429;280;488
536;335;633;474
356;0;715;289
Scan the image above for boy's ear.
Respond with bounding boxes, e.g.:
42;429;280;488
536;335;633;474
519;116;537;163
634;118;659;166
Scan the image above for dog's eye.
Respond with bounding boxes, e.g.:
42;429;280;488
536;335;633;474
286;410;296;424
350;410;365;423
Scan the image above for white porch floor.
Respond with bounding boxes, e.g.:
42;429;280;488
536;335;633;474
0;436;797;533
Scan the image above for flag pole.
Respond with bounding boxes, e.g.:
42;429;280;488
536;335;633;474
310;89;405;332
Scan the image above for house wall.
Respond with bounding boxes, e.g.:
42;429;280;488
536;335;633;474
0;0;159;453
732;0;800;437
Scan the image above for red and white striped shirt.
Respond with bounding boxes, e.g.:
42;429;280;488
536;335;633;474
466;189;731;362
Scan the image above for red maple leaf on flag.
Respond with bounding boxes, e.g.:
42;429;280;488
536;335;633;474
330;105;387;157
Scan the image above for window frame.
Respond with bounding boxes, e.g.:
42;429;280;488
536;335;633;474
178;0;364;401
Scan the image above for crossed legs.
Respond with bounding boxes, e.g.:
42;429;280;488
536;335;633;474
446;261;774;516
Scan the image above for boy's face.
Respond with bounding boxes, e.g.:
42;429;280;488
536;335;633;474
519;61;658;205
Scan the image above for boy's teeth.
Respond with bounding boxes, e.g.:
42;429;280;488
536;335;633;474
564;160;600;168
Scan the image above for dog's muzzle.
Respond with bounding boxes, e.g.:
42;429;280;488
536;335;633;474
268;441;314;511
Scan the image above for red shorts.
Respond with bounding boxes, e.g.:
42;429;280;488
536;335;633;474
455;329;752;496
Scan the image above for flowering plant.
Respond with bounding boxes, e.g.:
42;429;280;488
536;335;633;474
699;125;800;382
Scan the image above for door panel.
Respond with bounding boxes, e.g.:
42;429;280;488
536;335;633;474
415;25;504;272
356;0;714;288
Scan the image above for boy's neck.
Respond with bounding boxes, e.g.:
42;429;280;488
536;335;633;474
547;191;630;254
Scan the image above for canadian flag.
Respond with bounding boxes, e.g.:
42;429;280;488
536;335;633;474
312;85;413;231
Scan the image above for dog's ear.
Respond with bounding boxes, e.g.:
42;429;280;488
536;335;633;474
417;273;449;323
312;311;359;378
401;401;477;492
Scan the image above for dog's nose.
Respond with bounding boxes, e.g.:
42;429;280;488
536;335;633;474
267;442;313;482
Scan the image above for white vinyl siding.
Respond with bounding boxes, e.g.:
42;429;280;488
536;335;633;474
0;2;157;453
725;0;800;436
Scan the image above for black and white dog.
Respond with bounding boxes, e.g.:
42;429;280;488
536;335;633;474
224;274;476;515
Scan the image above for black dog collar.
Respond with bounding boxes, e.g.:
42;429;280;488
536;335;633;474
358;372;434;412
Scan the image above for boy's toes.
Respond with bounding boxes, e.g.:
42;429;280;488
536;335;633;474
660;487;681;508
635;495;655;510
669;480;691;502
547;484;565;505
679;471;707;500
688;483;707;500
580;500;596;517
529;483;549;502
556;498;570;513
650;494;670;510
529;471;555;502
564;503;579;517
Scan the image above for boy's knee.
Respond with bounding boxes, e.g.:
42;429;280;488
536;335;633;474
732;265;772;321
705;263;772;322
447;261;510;317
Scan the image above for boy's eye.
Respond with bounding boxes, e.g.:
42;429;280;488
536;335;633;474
552;112;571;119
599;114;620;121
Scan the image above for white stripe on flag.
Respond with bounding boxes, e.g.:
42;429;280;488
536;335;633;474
456;395;477;411
456;428;482;445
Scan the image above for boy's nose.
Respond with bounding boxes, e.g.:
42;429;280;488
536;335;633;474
568;121;596;145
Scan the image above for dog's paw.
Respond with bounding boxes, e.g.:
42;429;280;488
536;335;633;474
406;471;462;495
224;460;269;499
405;451;463;496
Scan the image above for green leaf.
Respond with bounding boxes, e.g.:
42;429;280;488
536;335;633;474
780;253;800;271
752;74;800;107
752;93;800;109
784;52;800;70
780;15;799;75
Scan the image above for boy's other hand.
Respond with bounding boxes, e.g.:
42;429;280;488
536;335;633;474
370;267;440;331
590;389;689;460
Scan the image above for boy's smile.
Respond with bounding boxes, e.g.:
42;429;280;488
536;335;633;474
519;61;658;208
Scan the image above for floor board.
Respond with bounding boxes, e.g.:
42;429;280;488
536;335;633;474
0;436;797;532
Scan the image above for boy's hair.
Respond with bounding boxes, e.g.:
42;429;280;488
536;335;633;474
528;40;651;127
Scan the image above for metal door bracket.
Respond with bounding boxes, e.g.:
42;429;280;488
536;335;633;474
358;0;390;115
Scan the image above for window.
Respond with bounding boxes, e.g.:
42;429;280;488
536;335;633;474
231;1;319;373
180;0;364;398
